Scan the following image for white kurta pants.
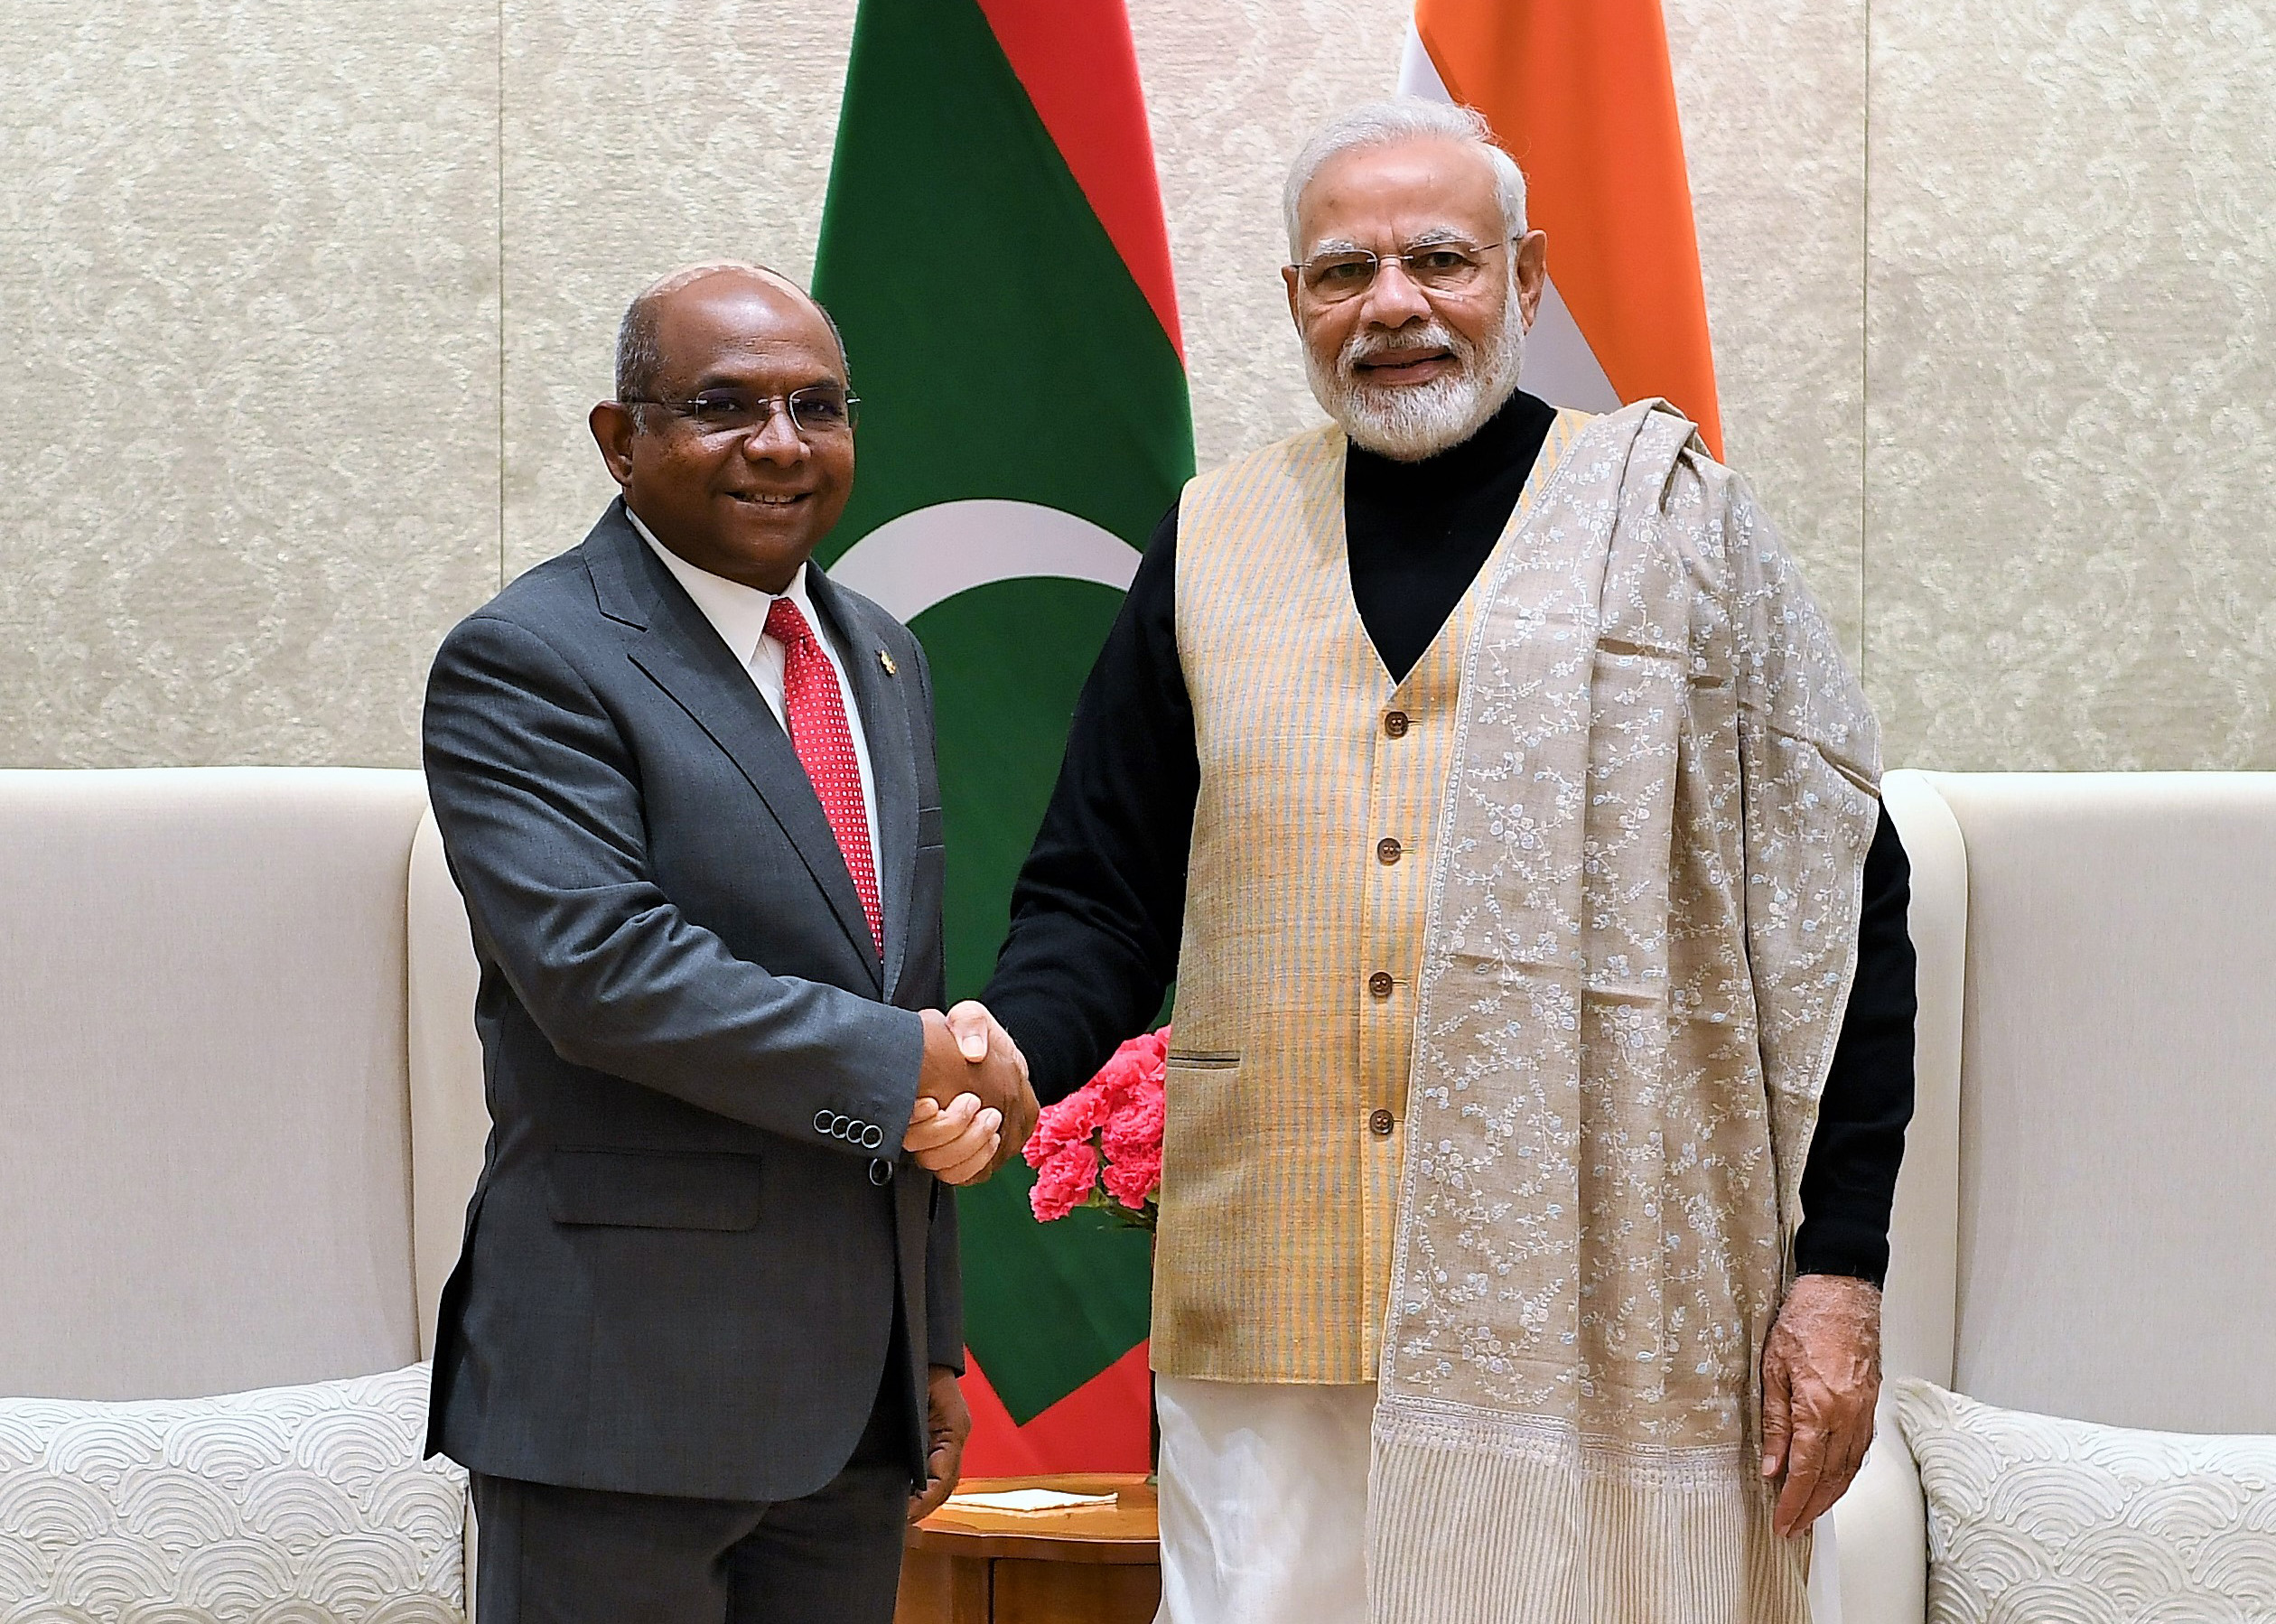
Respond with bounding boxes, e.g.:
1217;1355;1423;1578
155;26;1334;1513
1152;1377;1841;1623
1152;1377;1376;1624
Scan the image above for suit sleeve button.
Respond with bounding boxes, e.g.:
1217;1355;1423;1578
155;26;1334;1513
1368;1108;1395;1136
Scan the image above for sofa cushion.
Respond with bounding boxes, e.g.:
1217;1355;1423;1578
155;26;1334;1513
0;1362;465;1621
1891;1377;2276;1623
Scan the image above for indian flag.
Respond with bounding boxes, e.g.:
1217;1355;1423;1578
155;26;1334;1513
812;0;1191;1472
1402;0;1724;456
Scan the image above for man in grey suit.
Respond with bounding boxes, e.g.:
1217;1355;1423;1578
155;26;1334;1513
422;261;1036;1622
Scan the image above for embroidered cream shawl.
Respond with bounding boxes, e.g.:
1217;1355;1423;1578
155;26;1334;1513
1369;401;1881;1623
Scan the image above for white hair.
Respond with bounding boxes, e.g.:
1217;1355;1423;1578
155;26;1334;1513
1283;98;1527;259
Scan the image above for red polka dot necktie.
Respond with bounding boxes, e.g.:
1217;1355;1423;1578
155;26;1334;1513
763;596;882;958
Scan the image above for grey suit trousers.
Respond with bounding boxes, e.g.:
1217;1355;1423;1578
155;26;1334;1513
471;1357;910;1624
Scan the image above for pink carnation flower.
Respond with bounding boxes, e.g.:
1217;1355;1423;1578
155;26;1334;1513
1090;1051;1144;1103
1097;1052;1165;1212
1101;1144;1161;1210
1023;1077;1112;1171
1028;1140;1101;1223
1099;1080;1163;1170
1025;1025;1169;1225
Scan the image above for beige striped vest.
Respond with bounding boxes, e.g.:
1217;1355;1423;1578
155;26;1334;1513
1155;409;1587;1383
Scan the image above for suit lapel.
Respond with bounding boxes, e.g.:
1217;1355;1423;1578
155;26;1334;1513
585;505;884;991
811;567;919;1003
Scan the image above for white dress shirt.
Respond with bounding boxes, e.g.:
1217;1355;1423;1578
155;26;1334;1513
631;512;882;876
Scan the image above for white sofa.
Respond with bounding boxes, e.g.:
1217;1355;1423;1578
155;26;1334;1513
0;768;487;1605
4;766;2266;1619
1826;770;2276;1621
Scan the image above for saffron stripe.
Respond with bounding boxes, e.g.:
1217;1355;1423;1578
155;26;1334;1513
1413;0;1724;457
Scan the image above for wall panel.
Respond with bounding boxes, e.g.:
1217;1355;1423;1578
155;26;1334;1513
1667;0;1870;662
1864;0;2276;768
4;2;2271;776
0;1;500;768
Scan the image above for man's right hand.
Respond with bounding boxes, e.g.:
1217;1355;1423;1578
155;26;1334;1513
909;1003;1035;1183
936;1000;1039;1175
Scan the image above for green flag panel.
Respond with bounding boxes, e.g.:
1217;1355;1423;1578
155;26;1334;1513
815;0;1192;1423
814;0;1190;559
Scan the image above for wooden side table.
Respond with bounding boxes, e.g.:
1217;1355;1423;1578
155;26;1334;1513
894;1472;1161;1624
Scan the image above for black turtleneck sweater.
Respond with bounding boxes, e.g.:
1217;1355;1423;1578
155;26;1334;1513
984;390;1917;1284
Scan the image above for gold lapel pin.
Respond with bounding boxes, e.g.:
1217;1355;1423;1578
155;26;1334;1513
877;649;897;677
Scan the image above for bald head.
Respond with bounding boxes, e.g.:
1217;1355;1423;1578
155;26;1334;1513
614;262;849;402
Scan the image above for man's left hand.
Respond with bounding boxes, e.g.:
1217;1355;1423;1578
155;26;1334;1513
903;1092;1003;1185
908;1364;973;1523
1760;1273;1883;1537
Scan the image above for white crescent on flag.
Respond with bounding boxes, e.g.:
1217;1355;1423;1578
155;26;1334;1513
826;499;1142;624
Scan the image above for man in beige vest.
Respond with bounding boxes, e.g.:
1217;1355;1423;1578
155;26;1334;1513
983;99;1914;1623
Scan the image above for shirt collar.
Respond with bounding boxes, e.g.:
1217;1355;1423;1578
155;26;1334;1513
629;508;819;664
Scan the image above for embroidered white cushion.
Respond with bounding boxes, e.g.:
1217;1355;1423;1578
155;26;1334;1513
1889;1377;2276;1624
0;1362;466;1621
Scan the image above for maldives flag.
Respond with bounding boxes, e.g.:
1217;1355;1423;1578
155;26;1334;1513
811;0;1191;1472
1401;0;1723;457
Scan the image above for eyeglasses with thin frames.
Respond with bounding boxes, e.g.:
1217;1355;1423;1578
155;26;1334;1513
1288;238;1516;304
618;386;861;439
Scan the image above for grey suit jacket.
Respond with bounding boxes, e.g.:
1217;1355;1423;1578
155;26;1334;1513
422;499;958;1504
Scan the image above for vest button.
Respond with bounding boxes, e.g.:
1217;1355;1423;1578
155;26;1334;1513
1368;970;1395;999
1368;1108;1395;1137
1376;836;1403;865
1384;710;1409;738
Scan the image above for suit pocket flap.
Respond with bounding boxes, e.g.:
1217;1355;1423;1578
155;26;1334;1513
546;1150;763;1231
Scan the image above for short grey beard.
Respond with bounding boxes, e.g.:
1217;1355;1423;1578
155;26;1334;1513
1307;303;1527;462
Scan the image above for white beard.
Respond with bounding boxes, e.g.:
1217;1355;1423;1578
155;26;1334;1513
1306;296;1527;462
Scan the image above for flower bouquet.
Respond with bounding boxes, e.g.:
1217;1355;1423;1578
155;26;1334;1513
1024;1026;1166;1230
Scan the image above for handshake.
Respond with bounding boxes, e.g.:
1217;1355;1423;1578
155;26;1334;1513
901;1001;1039;1186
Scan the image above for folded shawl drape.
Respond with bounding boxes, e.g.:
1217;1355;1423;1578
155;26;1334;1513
1369;400;1881;1624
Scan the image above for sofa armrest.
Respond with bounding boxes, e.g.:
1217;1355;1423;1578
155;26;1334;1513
410;805;490;1360
1820;1401;1927;1624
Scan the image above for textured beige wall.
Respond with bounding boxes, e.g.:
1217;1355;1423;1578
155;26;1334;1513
0;2;502;768
3;2;2270;770
1864;0;2276;769
1667;0;1868;661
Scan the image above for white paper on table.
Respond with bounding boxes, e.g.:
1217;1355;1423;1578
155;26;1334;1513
942;1489;1119;1514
